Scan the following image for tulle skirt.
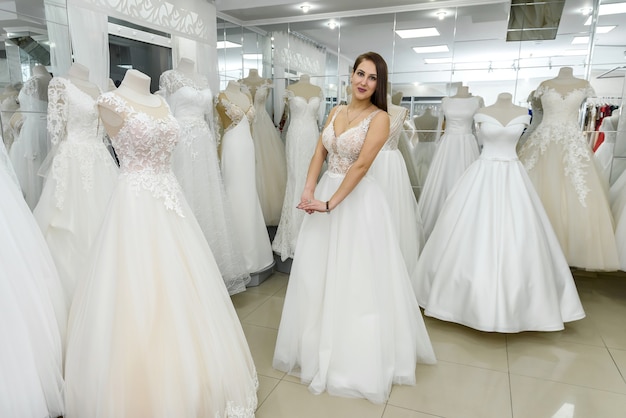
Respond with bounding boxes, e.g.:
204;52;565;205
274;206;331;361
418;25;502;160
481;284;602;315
413;157;586;332
251;109;287;226
33;141;119;307
64;177;258;418
0;168;65;418
273;172;436;404
610;171;626;271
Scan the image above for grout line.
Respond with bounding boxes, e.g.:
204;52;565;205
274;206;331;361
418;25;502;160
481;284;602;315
506;334;514;418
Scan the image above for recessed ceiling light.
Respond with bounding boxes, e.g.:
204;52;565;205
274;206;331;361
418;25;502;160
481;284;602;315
216;40;241;49
436;11;446;20
413;45;449;53
300;4;311;13
327;21;339;30
571;36;589;44
424;58;452;64
580;7;593;16
395;28;440;39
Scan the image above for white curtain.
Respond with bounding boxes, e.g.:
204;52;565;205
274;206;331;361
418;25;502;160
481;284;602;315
44;0;72;77
67;6;109;90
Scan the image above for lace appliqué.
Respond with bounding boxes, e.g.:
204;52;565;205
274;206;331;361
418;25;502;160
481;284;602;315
214;372;258;418
219;96;255;133
178;118;210;161
159;69;208;95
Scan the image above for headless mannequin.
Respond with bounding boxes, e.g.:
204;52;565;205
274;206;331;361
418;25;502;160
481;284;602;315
452;85;471;98
240;69;269;99
387;95;408;126
541;67;589;95
66;63;100;99
391;90;403;106
414;108;439;142
286;74;322;100
216;81;252;131
98;69;165;137
31;64;52;102
476;92;528;126
174;57;205;87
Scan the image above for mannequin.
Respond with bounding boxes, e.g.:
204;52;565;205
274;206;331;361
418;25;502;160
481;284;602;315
1;84;19;150
476;92;528;126
216;81;252;131
286;74;322;100
391;90;403;106
413;108;439;141
66;62;100;99
240;68;270;99
452;85;471;98
99;69;165;136
542;66;589;94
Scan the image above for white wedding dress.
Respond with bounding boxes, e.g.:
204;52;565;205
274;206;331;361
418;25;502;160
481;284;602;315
519;84;619;270
9;74;51;209
33;77;119;308
413;113;585;332
274;107;436;404
610;171;626;271
0;141;66;418
64;92;258;418
418;96;482;239
249;81;288;226
160;70;250;294
272;90;323;260
219;95;274;274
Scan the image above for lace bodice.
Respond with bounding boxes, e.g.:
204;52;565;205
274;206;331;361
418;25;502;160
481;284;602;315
285;90;323;123
159;69;209;95
97;92;184;215
219;96;255;133
537;84;594;126
252;81;272;111
323;106;381;175
18;76;49;114
441;96;482;134
475;114;530;161
381;106;407;151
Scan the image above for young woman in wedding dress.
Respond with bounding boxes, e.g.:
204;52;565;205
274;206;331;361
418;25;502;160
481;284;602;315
273;52;435;404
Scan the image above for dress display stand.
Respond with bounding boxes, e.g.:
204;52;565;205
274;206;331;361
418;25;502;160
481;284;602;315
216;80;274;284
518;67;619;270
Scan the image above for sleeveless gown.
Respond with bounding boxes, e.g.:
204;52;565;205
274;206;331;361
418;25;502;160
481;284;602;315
64;92;258;418
0;141;66;418
33;77;118;308
272;90;322;261
418;96;482;239
519;84;619;271
249;81;288;226
369;105;425;275
219;96;274;274
273;107;436;404
413;113;585;332
160;70;251;294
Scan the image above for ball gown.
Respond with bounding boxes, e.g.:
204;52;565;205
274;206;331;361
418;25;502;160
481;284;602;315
368;105;424;275
249;80;288;226
64;92;258;418
274;106;436;404
0;141;66;418
412;113;585;332
418;95;482;239
9;74;51;209
218;94;274;274
519;84;619;270
160;69;250;294
33;77;119;307
272;89;323;260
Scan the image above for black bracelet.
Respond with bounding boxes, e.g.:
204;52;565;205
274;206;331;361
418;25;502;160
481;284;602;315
326;201;330;213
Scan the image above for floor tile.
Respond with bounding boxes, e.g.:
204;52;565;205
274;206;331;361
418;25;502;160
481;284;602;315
505;315;606;348
257;375;281;407
609;348;626;384
382;405;441;418
256;380;385;418
510;374;626;418
242;295;285;330
245;272;289;296
507;336;626;393
242;324;285;379
231;291;271;320
388;361;512;418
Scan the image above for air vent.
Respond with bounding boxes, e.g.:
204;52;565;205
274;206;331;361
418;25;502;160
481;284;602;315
507;0;566;42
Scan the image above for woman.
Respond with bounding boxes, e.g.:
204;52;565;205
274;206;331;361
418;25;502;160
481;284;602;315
273;52;435;404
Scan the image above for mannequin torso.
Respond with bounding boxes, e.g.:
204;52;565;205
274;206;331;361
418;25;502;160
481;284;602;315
413;108;439;131
451;85;471;99
286;75;322;100
476;93;528;126
66;63;100;99
216;81;253;131
541;67;589;95
240;69;270;99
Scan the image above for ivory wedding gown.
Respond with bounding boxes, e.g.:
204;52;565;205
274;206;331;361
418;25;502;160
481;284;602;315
519;84;619;270
64;92;258;418
274;107;436;404
413;113;585;332
160;70;250;294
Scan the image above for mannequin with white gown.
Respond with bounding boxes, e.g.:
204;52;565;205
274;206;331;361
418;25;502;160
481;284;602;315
412;107;440;195
1;84;19;151
64;69;258;418
33;62;119;308
519;67;619;270
0;139;66;418
272;74;324;261
160;58;250;294
10;64;52;209
216;80;274;274
595;111;620;184
418;85;483;239
413;93;585;332
240;69;287;225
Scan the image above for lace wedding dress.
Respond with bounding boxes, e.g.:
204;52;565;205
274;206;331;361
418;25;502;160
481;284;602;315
219;95;274;274
274;107;436;404
272;89;323;260
418;96;482;239
0;141;66;418
519;84;619;270
64;92;258;418
33;77;118;308
413;113;585;332
249;81;287;225
160;70;250;294
9;74;51;209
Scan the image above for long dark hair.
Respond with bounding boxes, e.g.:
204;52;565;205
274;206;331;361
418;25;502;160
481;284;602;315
352;52;388;112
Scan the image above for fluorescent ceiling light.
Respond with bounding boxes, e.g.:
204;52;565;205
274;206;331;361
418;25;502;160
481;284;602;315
571;36;589;44
596;25;616;33
395;28;440;38
216;40;241;49
585;2;626;24
424;57;452;64
243;54;262;60
413;45;449;53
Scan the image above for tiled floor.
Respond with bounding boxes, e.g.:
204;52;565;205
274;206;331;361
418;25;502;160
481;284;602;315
232;269;626;418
